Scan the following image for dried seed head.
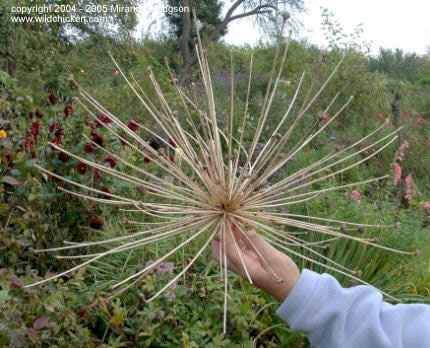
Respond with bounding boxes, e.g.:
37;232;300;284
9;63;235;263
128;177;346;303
354;270;363;279
272;132;282;141
281;12;290;21
357;227;364;234
321;51;328;62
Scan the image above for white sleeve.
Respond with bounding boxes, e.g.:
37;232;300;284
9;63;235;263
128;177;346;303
276;269;430;348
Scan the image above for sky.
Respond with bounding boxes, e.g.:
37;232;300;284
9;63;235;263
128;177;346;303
136;0;430;56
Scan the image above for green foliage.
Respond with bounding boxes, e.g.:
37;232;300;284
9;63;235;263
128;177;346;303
369;48;430;84
166;0;225;40
1;12;429;346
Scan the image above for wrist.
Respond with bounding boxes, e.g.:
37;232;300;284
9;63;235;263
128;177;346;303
272;271;300;302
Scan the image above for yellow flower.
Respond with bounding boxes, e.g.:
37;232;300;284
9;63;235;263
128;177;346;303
0;130;7;138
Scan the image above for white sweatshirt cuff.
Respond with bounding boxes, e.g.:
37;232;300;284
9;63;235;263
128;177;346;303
276;268;321;328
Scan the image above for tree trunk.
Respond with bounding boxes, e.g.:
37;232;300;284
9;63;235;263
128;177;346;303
178;0;193;84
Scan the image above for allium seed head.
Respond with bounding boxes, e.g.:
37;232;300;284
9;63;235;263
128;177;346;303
25;15;418;335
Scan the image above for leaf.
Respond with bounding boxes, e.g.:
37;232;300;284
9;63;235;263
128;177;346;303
0;71;13;88
2;176;21;185
33;317;54;330
239;302;250;314
23;328;37;339
0;289;11;304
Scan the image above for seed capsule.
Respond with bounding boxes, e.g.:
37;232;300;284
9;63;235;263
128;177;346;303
281;12;290;21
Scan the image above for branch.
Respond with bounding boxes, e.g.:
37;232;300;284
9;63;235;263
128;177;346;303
206;4;277;45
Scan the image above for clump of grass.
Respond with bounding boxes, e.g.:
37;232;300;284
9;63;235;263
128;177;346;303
25;9;420;333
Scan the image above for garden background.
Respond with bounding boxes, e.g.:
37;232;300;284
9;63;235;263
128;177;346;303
0;0;429;346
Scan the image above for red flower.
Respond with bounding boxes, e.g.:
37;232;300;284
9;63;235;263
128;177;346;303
84;116;96;128
92;134;104;147
64;105;73;117
83;143;94;153
22;140;33;152
168;137;177;148
55;128;64;138
49;123;59;132
376;113;384;121
23;133;36;150
93;169;101;181
144;157;151;164
35;110;44;119
119;133;127;145
403;108;409;118
49;92;56;105
169;154;175;163
127;119;139;131
31;122;40;136
320;117;329;125
101;187;112;199
96;114;112;126
49;138;62;150
25;132;35;141
49;123;63;138
31;151;37;158
104;157;116;168
58;152;70;162
76;161;88;174
29;111;34;119
320;112;330;125
89;218;103;230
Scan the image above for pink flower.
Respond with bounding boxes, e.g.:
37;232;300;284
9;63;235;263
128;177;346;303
351;190;361;204
423;203;430;216
393;163;402;186
397;141;409;162
376;113;384;121
114;70;119;76
404;174;415;201
405;174;412;187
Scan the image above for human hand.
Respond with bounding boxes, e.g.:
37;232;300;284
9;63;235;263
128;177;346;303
211;221;300;303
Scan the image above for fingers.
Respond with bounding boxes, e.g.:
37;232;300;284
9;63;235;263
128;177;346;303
239;225;277;264
211;239;240;274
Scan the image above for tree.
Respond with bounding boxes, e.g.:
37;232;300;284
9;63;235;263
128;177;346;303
0;0;140;77
165;0;304;82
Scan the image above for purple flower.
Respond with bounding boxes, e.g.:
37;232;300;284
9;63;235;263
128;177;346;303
166;292;176;302
157;262;174;274
329;135;336;141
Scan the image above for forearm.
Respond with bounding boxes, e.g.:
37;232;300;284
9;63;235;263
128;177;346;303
276;269;430;348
